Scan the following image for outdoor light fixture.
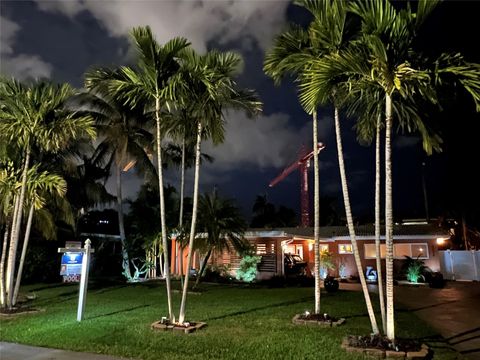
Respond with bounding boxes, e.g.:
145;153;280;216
436;238;447;245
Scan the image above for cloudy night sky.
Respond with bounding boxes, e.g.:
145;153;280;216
1;0;479;224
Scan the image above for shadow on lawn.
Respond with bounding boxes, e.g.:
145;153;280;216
87;304;152;320
203;296;314;322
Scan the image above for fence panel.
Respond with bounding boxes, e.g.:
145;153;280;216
439;250;480;281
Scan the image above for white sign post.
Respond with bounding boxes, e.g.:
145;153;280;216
58;239;95;322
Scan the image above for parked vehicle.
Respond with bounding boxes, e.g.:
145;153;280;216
284;253;308;277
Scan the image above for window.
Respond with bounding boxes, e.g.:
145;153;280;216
363;244;386;258
364;243;429;259
338;244;353;254
411;244;428;258
320;244;329;252
394;244;410;258
256;243;266;255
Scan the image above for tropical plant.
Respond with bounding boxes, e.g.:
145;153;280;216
264;0;379;333
193;191;249;288
0;78;95;309
236;255;261;283
177;48;261;324
403;256;426;283
299;0;480;339
76;89;155;282
85;27;190;321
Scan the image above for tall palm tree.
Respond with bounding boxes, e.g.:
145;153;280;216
85;27;190;320
265;0;379;332
264;12;324;317
301;0;480;340
177;48;262;324
193;191;249;288
0;78;95;309
76;90;155;281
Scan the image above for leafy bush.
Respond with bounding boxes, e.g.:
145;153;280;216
403;256;426;283
236;255;261;283
203;264;233;283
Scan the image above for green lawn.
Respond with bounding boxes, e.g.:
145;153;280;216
0;281;457;360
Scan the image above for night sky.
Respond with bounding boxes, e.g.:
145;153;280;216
1;0;479;225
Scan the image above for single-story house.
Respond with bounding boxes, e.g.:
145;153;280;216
170;223;449;281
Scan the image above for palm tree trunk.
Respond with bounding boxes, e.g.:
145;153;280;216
6;148;30;308
194;248;212;289
375;113;386;334
334;107;379;334
178;135;186;288
0;194;12;307
312;111;321;314
179;121;202;324
12;203;34;306
385;94;395;340
155;96;174;321
116;165;132;281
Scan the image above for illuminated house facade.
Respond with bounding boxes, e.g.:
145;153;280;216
200;224;449;280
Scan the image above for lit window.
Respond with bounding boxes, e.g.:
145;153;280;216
338;244;353;254
256;243;266;255
364;243;429;259
411;244;429;259
364;244;386;259
320;244;329;252
394;244;411;258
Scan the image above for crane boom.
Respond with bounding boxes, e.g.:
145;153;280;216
269;142;325;187
268;142;325;227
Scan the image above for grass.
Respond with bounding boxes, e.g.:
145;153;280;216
0;280;457;360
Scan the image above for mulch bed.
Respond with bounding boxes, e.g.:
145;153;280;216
292;313;346;327
342;335;430;359
0;306;43;317
151;319;207;334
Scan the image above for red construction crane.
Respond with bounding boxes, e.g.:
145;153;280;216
269;142;325;227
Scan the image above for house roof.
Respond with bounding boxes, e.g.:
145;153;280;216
247;224;449;239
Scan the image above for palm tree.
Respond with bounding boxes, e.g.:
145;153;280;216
264;11;324;317
12;166;67;306
265;0;379;332
193;191;249;288
85;27;190;321
177;48;262;324
301;0;480;340
0;78;95;309
76;89;155;281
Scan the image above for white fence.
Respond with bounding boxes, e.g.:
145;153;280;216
439;250;480;281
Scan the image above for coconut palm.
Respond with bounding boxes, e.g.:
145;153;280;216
76;89;155;281
193;191;249;288
0;78;95;308
85;27;190;320
177;48;261;324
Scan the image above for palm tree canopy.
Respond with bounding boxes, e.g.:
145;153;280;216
0;78;96;152
196;191;249;255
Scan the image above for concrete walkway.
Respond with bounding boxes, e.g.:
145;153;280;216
341;281;480;359
0;342;133;360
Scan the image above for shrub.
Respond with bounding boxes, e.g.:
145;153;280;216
236;255;261;283
403;256;426;283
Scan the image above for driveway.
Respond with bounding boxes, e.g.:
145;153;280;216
0;342;132;360
394;281;480;359
341;281;480;359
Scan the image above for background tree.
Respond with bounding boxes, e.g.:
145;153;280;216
193;191;249;288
